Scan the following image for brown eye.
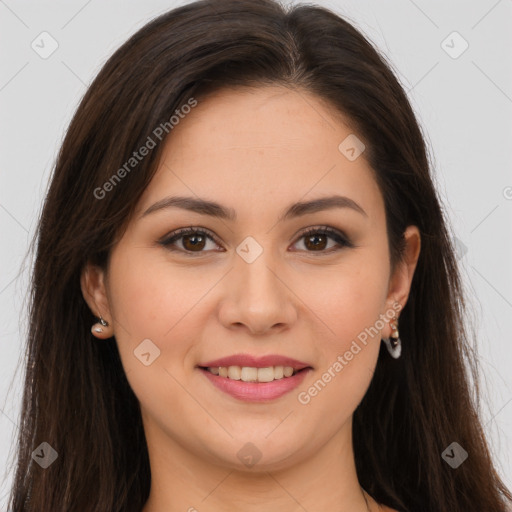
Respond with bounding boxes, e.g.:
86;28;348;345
292;226;353;254
159;225;352;257
304;233;328;251
159;228;222;255
181;233;207;251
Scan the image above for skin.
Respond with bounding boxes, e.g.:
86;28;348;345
81;85;420;512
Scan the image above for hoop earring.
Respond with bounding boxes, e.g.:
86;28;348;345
382;316;401;359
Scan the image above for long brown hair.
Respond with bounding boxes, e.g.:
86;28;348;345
7;1;512;510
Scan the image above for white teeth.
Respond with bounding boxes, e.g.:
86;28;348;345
283;366;294;377
257;367;274;383
227;366;241;380
241;367;257;382
206;365;300;382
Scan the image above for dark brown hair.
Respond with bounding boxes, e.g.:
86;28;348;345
7;0;512;511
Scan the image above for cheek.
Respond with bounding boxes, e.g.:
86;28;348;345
296;268;387;420
106;248;225;379
305;256;390;347
106;250;174;365
108;248;207;336
106;251;201;417
295;255;389;413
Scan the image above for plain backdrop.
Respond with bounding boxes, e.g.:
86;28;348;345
1;0;511;508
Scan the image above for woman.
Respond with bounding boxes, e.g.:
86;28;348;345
7;0;512;511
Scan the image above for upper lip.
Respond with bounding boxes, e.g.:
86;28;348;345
198;354;312;370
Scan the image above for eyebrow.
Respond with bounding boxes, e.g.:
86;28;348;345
140;194;367;221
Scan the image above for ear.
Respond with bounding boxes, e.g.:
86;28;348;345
384;225;421;334
80;262;114;339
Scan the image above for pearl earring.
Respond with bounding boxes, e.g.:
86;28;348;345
91;315;109;335
383;316;401;359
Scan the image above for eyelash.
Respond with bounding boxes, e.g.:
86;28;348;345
158;225;353;256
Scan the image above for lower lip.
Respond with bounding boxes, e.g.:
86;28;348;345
198;367;312;402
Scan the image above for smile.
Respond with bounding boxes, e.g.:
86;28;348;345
204;365;298;382
197;366;312;402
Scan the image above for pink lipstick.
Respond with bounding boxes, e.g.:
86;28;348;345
197;353;313;402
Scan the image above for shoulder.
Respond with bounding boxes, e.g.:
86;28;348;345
380;507;399;512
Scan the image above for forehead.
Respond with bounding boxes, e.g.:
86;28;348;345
137;85;383;222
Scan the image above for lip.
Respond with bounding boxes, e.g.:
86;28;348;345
198;354;312;370
198;366;312;402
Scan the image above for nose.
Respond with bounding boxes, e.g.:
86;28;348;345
218;250;298;336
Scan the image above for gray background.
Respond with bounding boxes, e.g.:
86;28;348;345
1;0;511;507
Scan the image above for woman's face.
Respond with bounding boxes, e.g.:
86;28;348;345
83;85;419;471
